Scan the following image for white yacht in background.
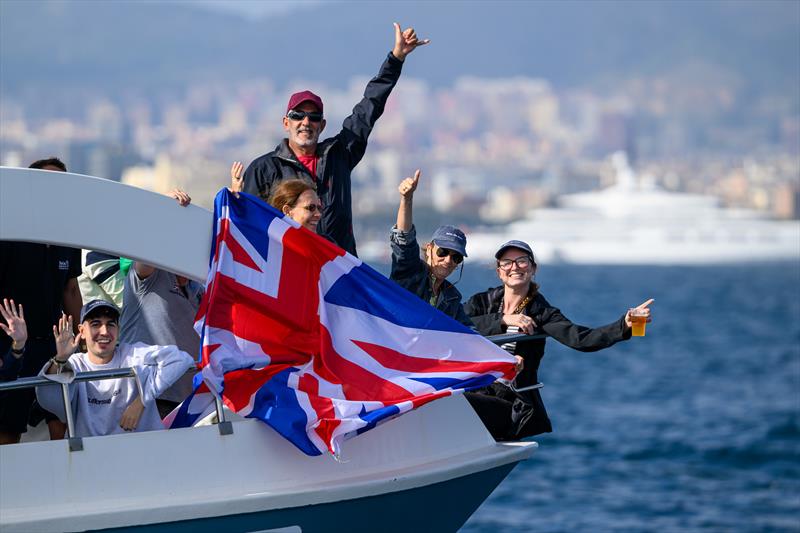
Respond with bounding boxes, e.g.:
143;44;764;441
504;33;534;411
468;153;800;264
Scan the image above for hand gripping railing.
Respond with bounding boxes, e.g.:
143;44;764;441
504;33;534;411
0;331;543;451
485;332;547;393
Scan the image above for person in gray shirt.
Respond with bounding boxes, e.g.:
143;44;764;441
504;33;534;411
118;188;203;417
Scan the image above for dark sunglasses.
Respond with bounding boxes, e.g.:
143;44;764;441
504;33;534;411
286;110;323;122
435;247;464;264
300;203;323;213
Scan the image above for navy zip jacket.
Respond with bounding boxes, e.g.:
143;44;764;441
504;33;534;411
243;52;405;257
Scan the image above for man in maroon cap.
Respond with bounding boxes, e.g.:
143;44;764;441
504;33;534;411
240;23;429;257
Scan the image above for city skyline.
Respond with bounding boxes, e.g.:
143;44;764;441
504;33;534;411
1;0;798;254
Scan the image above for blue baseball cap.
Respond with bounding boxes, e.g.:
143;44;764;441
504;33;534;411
495;240;535;261
79;299;120;323
431;225;468;257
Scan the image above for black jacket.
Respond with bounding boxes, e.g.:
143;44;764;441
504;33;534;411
243;53;405;257
464;285;631;439
390;226;474;329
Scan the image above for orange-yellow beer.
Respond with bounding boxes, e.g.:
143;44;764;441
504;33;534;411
630;314;647;337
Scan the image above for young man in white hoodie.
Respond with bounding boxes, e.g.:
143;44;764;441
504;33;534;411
36;300;194;437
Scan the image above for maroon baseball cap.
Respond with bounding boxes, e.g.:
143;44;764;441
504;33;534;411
286;90;323;113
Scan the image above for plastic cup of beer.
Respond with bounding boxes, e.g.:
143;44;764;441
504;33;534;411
629;308;648;337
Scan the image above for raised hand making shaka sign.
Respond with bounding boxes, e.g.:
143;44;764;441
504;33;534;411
392;23;430;61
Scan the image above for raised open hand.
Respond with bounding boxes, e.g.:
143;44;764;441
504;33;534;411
398;169;421;199
230;161;244;198
0;299;27;353
392;22;430;61
52;313;81;361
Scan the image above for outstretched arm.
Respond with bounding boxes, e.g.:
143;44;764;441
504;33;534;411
396;169;421;232
339;24;429;168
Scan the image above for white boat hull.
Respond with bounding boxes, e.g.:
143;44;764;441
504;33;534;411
0;396;534;532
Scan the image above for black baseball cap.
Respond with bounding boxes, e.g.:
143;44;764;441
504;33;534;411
79;300;120;323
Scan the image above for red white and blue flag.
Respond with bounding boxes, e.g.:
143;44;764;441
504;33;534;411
167;189;516;456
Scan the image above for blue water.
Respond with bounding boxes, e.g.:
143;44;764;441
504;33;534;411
432;262;800;532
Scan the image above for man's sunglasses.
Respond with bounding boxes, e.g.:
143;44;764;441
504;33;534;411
435;247;464;264
286;110;323;123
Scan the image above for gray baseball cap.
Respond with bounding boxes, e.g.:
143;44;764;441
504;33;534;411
431;225;468;257
495;240;535;260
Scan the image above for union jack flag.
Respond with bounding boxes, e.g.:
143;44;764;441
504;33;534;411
168;189;517;456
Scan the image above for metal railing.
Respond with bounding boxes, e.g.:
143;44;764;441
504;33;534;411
0;332;543;451
486;332;546;393
0;366;232;450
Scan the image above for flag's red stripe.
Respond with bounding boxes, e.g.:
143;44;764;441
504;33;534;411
219;218;262;272
409;389;453;409
204;273;318;365
221;365;294;412
353;339;516;379
298;373;340;454
316;326;414;402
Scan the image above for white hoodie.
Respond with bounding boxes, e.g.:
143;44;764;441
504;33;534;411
36;343;194;437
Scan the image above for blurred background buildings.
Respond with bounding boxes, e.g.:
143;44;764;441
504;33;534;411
1;0;798;254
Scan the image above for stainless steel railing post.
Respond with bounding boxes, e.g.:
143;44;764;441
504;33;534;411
214;394;233;436
60;382;83;451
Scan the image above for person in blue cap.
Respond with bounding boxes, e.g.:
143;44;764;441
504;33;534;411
389;169;474;328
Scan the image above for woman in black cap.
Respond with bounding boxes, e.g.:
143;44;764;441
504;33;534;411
463;240;653;440
389;170;473;327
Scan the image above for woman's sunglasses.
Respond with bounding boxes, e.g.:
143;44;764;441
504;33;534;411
301;203;323;213
435;247;464;264
286;110;324;123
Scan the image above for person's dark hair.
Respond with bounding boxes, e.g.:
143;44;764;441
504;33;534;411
29;157;67;171
269;179;316;211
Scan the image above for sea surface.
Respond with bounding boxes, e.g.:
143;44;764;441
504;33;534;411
415;262;800;533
